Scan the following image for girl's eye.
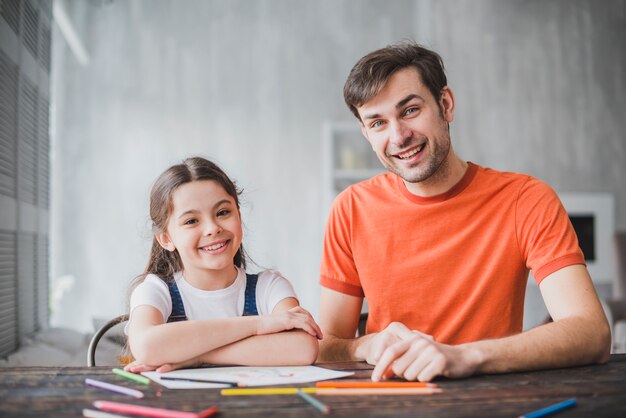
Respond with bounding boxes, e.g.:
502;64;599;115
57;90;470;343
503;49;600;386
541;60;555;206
183;218;197;225
217;209;230;217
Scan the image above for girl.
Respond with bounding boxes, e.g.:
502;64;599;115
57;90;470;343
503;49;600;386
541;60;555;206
125;157;322;373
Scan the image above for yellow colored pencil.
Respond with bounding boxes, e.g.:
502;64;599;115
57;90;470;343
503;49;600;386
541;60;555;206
221;388;317;395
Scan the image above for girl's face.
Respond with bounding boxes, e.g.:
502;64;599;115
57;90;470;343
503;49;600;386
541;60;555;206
157;180;242;287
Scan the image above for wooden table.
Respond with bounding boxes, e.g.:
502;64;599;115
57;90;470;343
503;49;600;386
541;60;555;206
1;355;625;417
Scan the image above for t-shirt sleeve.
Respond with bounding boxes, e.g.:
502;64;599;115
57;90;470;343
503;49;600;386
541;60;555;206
515;177;585;284
256;271;298;315
128;275;172;323
319;189;364;297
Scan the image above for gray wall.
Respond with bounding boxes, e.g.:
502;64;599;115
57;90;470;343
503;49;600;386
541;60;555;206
50;0;626;332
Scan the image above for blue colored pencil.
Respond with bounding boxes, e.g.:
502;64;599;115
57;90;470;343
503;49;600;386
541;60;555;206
297;388;330;415
519;398;576;418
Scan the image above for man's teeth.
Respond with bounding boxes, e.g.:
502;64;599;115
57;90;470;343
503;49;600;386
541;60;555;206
202;242;226;251
398;144;425;159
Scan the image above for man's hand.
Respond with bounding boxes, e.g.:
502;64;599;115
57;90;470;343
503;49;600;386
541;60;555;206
360;322;481;382
355;322;412;364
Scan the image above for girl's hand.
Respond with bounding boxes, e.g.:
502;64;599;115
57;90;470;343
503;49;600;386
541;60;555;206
123;359;156;373
124;357;202;374
257;306;323;339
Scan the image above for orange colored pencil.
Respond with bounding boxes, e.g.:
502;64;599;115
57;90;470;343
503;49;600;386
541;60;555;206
315;388;442;396
316;381;438;389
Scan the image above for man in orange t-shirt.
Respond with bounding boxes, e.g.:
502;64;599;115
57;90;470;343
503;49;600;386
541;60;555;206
318;41;610;382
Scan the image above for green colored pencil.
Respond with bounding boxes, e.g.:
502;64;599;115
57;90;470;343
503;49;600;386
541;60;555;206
112;368;150;385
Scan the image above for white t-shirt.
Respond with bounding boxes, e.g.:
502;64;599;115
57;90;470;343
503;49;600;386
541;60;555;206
128;267;297;324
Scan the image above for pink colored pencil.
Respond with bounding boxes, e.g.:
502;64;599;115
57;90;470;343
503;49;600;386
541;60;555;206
316;380;438;388
315;387;442;395
93;400;219;418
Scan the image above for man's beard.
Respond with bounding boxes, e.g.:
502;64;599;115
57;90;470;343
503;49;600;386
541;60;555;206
384;132;451;184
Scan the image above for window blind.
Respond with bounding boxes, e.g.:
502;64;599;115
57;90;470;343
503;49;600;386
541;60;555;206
0;0;51;358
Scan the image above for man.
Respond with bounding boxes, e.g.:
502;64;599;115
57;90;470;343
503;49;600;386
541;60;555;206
318;41;610;382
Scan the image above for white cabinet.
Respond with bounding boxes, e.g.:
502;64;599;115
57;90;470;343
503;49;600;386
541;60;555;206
322;121;385;209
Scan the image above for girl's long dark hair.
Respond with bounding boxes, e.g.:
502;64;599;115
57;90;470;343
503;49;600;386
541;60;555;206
129;157;246;295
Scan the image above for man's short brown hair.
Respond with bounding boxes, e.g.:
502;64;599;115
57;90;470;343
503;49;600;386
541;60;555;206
344;41;448;120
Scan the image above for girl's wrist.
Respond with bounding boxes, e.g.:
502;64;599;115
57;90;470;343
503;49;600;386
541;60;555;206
252;315;264;336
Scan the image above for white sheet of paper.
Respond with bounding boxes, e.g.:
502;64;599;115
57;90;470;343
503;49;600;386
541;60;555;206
143;366;354;389
141;372;230;389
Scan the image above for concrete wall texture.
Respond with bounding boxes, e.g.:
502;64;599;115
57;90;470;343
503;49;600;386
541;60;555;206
50;0;626;332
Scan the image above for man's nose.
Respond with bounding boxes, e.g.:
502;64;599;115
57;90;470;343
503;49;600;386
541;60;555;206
389;120;411;145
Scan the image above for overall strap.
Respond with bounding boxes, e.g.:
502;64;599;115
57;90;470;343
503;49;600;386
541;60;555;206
243;273;259;316
166;280;188;322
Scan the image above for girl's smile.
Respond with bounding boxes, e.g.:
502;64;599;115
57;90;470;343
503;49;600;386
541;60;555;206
198;239;231;254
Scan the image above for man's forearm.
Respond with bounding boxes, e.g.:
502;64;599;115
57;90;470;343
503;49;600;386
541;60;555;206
466;316;610;375
318;334;367;362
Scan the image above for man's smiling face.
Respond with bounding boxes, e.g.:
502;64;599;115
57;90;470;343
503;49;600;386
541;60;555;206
358;67;454;185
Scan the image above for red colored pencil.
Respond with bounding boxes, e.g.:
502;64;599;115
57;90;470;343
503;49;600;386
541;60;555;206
197;406;219;418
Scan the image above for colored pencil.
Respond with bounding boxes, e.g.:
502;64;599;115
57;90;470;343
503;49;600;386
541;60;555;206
315;387;442;396
83;409;132;418
221;387;441;396
94;400;219;418
85;378;144;398
297;389;330;415
316;380;437;388
112;368;151;385
221;387;318;395
196;406;220;418
518;398;577;418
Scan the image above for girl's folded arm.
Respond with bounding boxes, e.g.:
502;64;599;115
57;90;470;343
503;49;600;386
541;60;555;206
128;304;261;366
199;330;319;366
193;297;322;366
128;297;322;366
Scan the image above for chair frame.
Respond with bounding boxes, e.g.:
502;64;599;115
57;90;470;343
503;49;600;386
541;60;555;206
87;314;129;367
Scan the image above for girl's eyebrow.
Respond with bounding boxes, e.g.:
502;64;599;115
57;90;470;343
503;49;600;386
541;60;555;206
176;199;233;219
213;199;233;209
177;209;197;220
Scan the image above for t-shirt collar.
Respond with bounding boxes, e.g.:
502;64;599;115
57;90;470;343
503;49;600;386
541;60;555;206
396;162;478;204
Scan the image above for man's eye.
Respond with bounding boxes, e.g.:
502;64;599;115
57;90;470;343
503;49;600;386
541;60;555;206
370;120;384;129
404;107;418;116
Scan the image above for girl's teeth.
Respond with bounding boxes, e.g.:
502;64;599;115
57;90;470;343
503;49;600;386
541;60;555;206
204;242;226;251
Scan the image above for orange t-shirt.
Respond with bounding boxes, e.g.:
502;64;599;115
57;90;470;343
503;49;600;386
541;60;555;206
320;163;584;344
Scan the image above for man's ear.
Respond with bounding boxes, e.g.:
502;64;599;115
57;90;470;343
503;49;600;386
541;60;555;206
439;86;455;123
155;232;176;252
